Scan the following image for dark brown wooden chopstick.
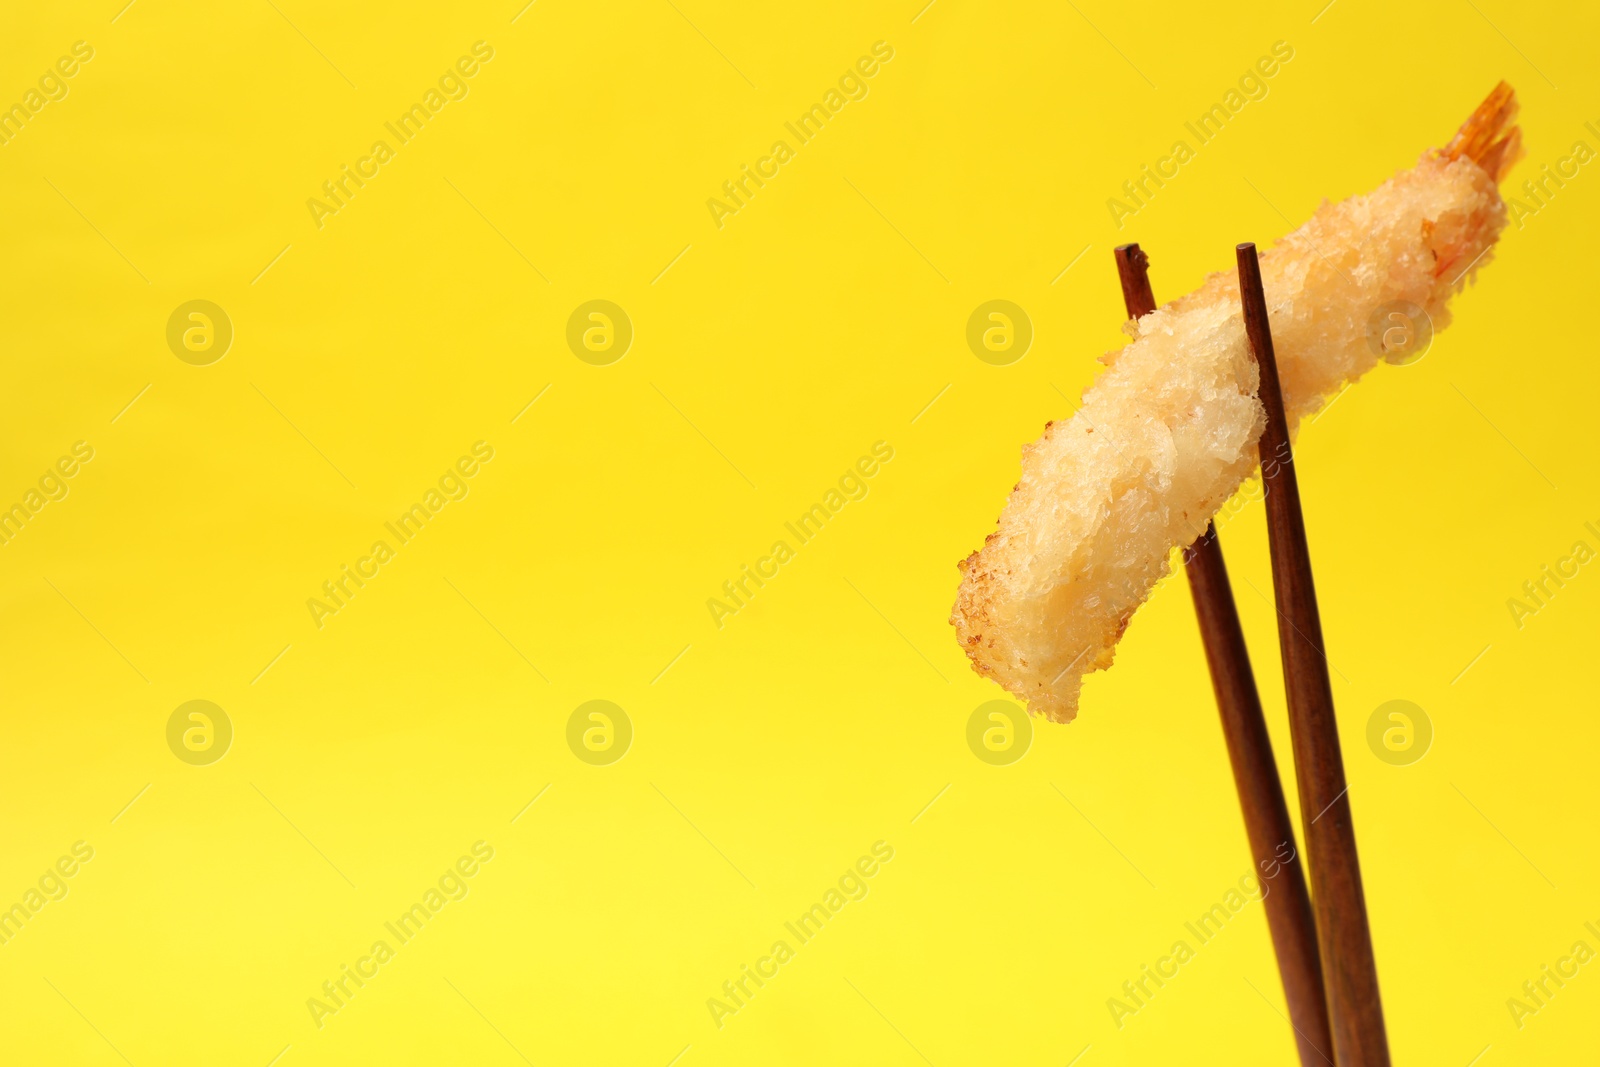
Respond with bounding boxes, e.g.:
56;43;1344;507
1236;242;1391;1067
1113;245;1333;1067
1114;244;1158;318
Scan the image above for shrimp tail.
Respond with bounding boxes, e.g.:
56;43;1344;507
1442;80;1524;182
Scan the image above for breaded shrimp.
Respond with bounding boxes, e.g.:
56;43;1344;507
952;84;1522;723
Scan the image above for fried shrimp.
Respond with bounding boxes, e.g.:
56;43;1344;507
952;83;1522;723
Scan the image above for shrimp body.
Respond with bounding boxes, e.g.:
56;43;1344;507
952;85;1521;723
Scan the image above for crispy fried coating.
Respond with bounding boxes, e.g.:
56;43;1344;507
952;85;1520;722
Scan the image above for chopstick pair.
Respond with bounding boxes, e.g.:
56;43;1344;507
1111;243;1389;1067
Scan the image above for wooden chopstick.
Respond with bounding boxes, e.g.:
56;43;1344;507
1113;245;1333;1067
1113;243;1159;318
1236;242;1391;1066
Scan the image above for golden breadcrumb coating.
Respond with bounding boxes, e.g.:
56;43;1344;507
953;84;1521;723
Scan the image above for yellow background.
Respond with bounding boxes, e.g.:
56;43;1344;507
2;0;1596;1063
